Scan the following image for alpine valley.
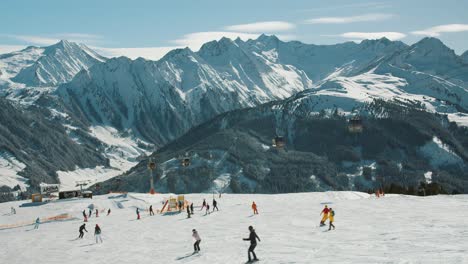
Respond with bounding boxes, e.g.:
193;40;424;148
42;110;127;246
1;35;467;201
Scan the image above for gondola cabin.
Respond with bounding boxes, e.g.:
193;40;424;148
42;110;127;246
181;157;191;167
272;136;285;149
348;116;363;133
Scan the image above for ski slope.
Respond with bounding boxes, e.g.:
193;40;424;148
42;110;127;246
1;192;467;264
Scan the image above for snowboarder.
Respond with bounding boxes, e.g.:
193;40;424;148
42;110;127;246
136;208;140;220
95;209;99;217
11;207;16;215
149;205;154;216
252;202;258;215
34;217;40;229
94;224;103;243
243;226;260;262
192;229;201;252
187;206;191;218
201;199;206;211
107;209;111;216
79;223;88;239
329;208;335;231
320;205;330;226
212;199;219;211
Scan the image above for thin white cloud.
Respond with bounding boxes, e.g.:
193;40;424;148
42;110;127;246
412;24;468;37
0;45;26;54
305;13;393;24
299;2;390;12
95;46;180;61
3;33;104;46
224;21;295;33
6;35;59;46
334;32;406;40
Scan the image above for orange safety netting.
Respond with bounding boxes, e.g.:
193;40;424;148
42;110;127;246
0;213;75;230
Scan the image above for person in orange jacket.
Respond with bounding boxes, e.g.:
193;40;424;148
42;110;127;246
320;205;330;226
252;202;258;215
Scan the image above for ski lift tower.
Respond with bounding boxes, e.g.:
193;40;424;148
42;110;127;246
148;158;156;194
75;180;90;192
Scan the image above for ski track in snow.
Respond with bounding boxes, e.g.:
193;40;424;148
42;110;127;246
1;192;467;264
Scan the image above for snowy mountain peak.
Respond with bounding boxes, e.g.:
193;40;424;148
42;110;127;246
198;37;241;58
11;40;106;86
161;47;195;61
257;34;280;42
412;37;455;55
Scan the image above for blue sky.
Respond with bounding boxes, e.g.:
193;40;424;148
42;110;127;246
1;0;467;59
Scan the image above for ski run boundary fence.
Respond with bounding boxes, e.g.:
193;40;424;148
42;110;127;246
0;213;76;230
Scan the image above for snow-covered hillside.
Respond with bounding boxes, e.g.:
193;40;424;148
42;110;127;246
56;38;313;145
1;192;467;263
12;40;106;86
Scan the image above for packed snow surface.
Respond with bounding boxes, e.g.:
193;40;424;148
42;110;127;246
1;192;467;263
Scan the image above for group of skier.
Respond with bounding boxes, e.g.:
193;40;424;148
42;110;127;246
199;198;219;216
319;205;336;231
190;225;261;262
78;223;103;243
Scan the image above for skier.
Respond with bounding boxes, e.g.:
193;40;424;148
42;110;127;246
136;208;140;220
252;202;258;215
329;208;335;231
187;206;191;218
178;200;183;212
205;204;210;215
88;208;92;218
94;224;103;243
82;210;88;222
192;229;201;252
190;203;194;215
149;205;154;216
107;209;111;216
320;205;330;226
95;209;99;217
11;207;16;215
78;223;88;239
34;217;40;229
243;226;260;262
212;199;219;212
200;199;206;211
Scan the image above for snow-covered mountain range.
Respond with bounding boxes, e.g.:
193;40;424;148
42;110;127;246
0;35;467;198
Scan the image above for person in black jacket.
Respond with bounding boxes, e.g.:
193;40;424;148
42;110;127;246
212;199;219;211
190;203;194;214
149;205;154;216
79;224;88;239
243;226;260;262
94;224;103;243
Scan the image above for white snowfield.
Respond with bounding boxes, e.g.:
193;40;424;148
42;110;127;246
1;192;467;264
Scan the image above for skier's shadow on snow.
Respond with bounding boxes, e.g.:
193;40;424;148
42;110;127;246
80;243;95;247
175;252;197;260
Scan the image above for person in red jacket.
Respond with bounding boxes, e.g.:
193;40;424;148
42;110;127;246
320;205;330;226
